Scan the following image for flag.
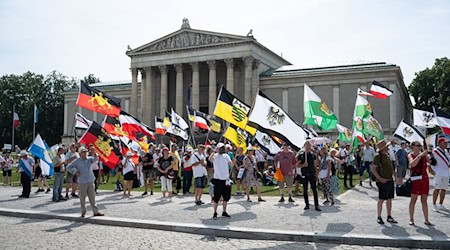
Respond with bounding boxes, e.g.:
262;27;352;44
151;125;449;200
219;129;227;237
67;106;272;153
119;111;155;140
102;115;129;137
425;133;438;149
247;91;308;151
336;124;351;143
119;137;140;164
75;113;93;130
194;111;210;130
187;107;195;122
166;123;189;140
354;91;372;118
208;117;221;133
34;105;38;124
18;158;33;179
303;84;338;130
413;109;437;128
76;81;121;117
362;115;384;140
369;81;393;99
224;124;248;153
351;90;371;149
171;109;189;130
213;86;256;135
393;120;425;144
163;115;171;128
78;121;121;169
434;107;450;135
155;117;167;135
28;134;54;176
357;88;375;97
135;133;151;152
253;130;281;155
13;112;20;128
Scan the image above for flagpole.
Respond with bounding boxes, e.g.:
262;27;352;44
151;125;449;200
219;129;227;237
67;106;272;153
186;105;196;147
71;113;77;142
33;104;36;141
12;104;15;149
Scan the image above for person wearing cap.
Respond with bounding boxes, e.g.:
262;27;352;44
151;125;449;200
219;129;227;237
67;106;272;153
242;146;265;202
17;150;34;198
182;146;194;194
52;148;68;202
157;147;174;201
209;142;233;219
140;150;154;196
371;140;397;225
297;141;320;211
361;142;375;187
169;143;182;195
275;142;297;203
2;150;13;186
122;151;136;197
64;143;79;199
431;137;450;212
394;142;408;186
191;144;207;205
67;146;104;217
340;144;353;188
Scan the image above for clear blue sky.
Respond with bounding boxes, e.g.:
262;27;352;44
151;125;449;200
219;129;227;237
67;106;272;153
0;0;449;86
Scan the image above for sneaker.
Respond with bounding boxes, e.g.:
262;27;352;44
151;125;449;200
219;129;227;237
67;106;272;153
222;212;231;218
258;198;266;202
200;201;205;204
304;205;310;210
438;204;447;211
288;197;295;203
71;193;79;198
433;204;439;212
195;201;201;205
59;196;67;201
213;212;218;220
142;192;148;196
93;212;105;217
377;216;384;225
315;206;322;211
278;197;285;203
45;188;51;193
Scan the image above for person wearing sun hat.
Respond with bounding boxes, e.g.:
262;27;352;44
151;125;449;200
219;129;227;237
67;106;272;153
431;137;450;211
17;150;34;198
371;140;397;225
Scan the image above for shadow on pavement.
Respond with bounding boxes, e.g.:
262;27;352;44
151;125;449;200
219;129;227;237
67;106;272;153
381;223;411;238
200;211;257;226
323;222;354;235
44;221;84;234
416;225;449;240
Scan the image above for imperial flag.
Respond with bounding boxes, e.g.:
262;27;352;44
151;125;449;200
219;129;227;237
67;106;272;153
394;120;425;144
102;115;129;137
76;81;121;117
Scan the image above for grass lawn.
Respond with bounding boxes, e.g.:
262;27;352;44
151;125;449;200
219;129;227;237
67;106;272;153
2;169;371;197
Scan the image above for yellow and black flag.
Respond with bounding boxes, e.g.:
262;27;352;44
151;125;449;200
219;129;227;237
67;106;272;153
224;124;248;153
76;81;122;117
213;86;256;135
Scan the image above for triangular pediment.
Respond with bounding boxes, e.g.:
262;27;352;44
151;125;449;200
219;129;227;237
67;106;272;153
128;29;252;55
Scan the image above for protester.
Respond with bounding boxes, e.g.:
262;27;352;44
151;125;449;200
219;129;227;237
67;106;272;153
431;137;449;212
140;150;154;196
205;146;215;202
255;147;267;173
329;148;342;195
191;144;207;205
67;146;104;217
52;148;67;202
275;142;297;203
340;144;353;188
388;140;399;170
209;143;233;219
89;146;100;194
34;157;50;193
298;141;320;211
103;161;111;184
361;142;375;187
371;140;397;225
182;147;194;194
169;144;181;195
233;147;245;195
395;142;408;185
226;144;235;172
2;150;13;186
318;147;334;205
157;147;174;201
122;151;135;197
355;144;362;175
263;166;275;186
65;143;78;199
242;146;265;202
17;150;34;198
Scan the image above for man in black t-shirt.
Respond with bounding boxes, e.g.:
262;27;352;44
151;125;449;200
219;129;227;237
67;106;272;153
297;141;321;211
140;152;154;196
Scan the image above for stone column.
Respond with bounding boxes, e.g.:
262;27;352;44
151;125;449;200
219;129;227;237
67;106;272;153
63;102;68;135
140;69;146;120
207;60;217;115
130;68;138;116
191;62;200;110
252;59;260;101
159;65;168;117
282;89;288;112
243;56;254;104
389;82;397;129
333;85;340;119
144;67;153;125
224;58;235;94
175;64;184;116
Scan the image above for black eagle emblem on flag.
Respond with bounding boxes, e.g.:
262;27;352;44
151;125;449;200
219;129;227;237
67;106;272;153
422;112;434;123
403;127;413;138
267;106;285;126
262;135;271;146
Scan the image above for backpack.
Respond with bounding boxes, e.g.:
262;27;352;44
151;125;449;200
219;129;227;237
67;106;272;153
114;180;123;191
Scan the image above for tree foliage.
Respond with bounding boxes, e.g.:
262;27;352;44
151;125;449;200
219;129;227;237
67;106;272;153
82;73;100;84
409;57;450;112
0;71;77;149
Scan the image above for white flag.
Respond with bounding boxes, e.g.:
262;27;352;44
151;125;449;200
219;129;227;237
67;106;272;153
167;124;189;141
75;113;92;130
171;109;189;130
413;109;437;128
254;130;281;155
393;120;425;144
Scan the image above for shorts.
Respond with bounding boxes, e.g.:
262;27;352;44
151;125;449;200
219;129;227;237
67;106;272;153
396;164;407;178
66;172;78;184
142;169;156;180
294;174;304;183
195;176;206;188
2;170;12;177
359;161;372;177
278;175;294;189
376;181;394;200
212;179;231;203
103;166;110;174
434;175;449;190
124;171;134;181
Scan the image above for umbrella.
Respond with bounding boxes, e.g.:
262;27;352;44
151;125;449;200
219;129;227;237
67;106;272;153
307;137;332;146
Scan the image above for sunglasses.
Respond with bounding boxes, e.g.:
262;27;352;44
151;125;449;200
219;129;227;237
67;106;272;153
412;144;421;147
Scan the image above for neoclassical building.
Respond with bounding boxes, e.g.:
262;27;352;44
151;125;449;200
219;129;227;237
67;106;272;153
62;19;412;143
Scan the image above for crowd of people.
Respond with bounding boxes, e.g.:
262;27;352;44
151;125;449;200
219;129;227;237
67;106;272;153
1;136;449;223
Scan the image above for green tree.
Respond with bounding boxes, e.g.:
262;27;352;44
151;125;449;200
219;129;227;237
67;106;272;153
82;73;100;84
409;57;450;112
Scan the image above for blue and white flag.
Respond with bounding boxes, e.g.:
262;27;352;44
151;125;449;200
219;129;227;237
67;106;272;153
29;134;54;176
34;104;39;124
19;158;33;179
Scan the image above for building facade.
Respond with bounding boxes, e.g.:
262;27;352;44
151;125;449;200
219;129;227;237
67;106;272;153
62;19;413;144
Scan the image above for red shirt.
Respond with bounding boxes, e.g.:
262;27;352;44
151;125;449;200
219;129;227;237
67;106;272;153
275;151;297;176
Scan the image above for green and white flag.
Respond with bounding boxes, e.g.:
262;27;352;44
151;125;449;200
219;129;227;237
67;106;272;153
303;84;338;130
354;89;373;118
351;89;371;149
363;115;384;140
336;124;351;143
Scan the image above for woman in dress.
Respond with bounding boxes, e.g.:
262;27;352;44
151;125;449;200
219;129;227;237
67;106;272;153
157;147;174;201
2;151;13;186
318;147;334;205
407;141;432;226
233;147;245;196
242;146;265;202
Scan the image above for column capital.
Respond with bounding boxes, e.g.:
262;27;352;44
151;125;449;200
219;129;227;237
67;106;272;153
224;58;234;68
243;56;254;67
131;68;138;76
174;63;183;73
190;62;199;71
144;67;152;74
139;68;146;77
206;60;216;70
252;59;260;69
158;65;168;73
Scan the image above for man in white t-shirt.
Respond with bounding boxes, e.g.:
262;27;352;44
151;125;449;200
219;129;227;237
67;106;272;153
388;140;400;169
361;142;375;187
431;137;450;211
191;144;207;205
208;143;233;219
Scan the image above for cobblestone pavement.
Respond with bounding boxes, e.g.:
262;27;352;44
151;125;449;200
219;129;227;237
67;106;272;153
0;216;424;250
